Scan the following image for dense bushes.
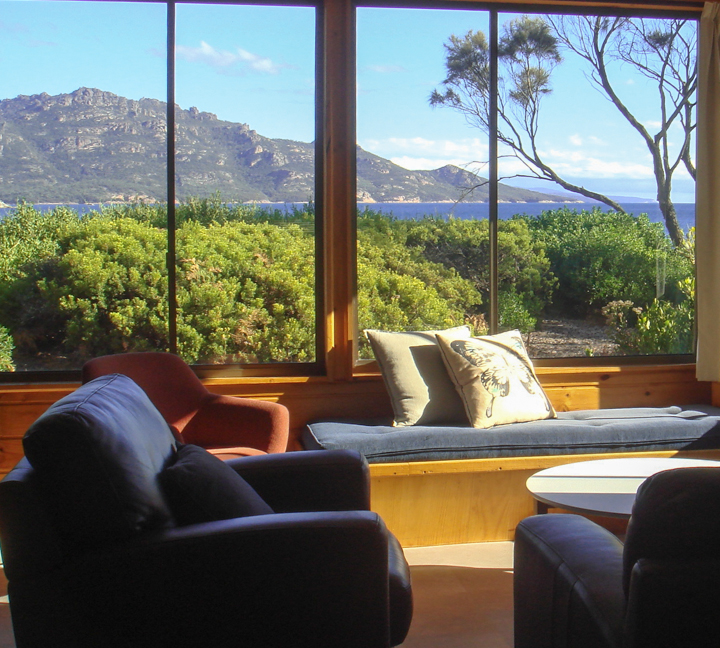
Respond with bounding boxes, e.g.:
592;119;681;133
516;207;692;316
0;200;696;370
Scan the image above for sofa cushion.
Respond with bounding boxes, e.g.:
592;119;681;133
436;329;556;428
365;325;471;427
22;374;177;553
159;444;273;525
303;406;720;463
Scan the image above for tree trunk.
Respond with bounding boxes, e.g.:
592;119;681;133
658;188;684;247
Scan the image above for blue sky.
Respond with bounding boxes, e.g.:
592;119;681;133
0;0;697;202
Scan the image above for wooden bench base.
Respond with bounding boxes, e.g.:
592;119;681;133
369;448;720;547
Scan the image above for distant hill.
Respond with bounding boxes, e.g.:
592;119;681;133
0;87;573;204
356;149;572;203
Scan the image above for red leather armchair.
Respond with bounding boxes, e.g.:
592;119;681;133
82;352;289;458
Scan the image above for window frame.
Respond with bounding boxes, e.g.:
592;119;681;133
0;0;702;384
352;0;700;373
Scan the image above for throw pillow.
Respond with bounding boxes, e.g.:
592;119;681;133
159;444;273;526
365;325;471;426
436;329;556;429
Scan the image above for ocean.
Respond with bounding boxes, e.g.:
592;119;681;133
0;201;696;234
357;202;696;233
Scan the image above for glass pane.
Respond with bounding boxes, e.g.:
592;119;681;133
175;4;316;364
497;13;696;358
357;7;490;359
356;7;696;360
0;0;167;371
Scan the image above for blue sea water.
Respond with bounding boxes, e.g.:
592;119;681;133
357;202;696;233
0;201;696;235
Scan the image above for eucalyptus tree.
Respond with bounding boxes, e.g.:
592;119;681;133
548;16;697;246
430;14;697;246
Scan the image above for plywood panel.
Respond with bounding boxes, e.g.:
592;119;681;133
372;468;536;546
371;448;720;547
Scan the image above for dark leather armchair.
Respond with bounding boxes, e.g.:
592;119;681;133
82;351;289;458
514;466;720;648
0;374;413;648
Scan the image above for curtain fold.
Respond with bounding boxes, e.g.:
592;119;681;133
696;2;720;381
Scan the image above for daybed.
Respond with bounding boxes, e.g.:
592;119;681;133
303;405;720;464
303;406;720;546
313;328;720;546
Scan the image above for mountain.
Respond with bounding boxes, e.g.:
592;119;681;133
0;88;570;205
356;149;572;203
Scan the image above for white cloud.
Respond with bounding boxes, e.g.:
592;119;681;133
176;41;285;75
545;148;654;179
360;136;488;170
362;135;660;180
390;156;486;171
366;136;486;156
569;134;583;146
0;20;28;35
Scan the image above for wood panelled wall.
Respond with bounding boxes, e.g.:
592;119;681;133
0;362;711;478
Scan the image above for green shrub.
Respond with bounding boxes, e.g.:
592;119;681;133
0;202;696;369
518;207;692;317
358;212;555;331
603;295;694;355
499;289;537;334
0;326;14;371
357;212;483;355
175;219;316;363
602;230;695;355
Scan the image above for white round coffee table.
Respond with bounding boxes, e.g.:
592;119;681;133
527;457;720;518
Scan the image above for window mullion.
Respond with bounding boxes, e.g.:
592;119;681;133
489;8;499;333
167;0;177;354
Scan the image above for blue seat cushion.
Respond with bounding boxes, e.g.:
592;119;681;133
303;406;720;463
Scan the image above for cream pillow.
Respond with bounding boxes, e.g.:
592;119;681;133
365;326;471;427
436;329;556;429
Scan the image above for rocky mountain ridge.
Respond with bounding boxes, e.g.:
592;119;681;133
0;87;571;204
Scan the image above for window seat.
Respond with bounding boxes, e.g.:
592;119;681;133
303;405;720;547
303;405;720;463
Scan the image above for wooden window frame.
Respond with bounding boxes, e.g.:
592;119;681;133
0;0;703;384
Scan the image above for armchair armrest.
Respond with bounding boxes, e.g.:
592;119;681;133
15;510;394;648
514;514;625;648
182;394;289;453
226;449;371;511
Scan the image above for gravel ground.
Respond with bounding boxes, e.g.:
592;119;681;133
525;318;619;358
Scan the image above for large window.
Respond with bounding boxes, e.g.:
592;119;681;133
0;0;700;380
0;0;317;373
356;6;697;361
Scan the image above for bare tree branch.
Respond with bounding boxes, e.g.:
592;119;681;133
431;16;625;215
547;15;697;246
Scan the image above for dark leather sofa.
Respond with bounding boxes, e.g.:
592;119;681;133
0;374;412;648
514;466;720;648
